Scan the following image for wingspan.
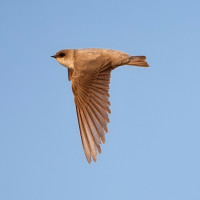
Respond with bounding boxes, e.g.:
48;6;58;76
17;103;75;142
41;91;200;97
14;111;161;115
72;68;112;163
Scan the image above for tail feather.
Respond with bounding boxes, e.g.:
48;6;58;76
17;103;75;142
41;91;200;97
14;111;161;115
127;56;149;67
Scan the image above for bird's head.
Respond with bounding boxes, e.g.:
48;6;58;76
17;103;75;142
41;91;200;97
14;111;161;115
51;49;73;68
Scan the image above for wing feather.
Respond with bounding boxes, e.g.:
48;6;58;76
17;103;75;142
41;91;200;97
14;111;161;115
90;93;111;113
90;89;110;105
80;108;97;161
72;68;112;162
76;106;91;163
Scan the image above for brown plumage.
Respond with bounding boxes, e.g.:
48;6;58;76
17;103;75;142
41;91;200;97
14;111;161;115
51;48;149;163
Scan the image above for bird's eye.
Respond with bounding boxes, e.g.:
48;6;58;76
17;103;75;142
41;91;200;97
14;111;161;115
59;53;65;57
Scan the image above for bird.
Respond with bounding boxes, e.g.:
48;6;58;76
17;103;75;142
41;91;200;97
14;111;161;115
51;48;149;163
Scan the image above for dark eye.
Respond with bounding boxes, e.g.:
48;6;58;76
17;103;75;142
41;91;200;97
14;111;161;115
59;53;65;57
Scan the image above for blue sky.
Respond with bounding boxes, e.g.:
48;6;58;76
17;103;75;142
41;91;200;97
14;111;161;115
1;0;200;199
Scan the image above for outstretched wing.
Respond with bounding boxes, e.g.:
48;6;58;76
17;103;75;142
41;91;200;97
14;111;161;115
72;67;112;163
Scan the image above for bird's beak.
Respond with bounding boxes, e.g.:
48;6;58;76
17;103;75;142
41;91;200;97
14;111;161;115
51;55;57;58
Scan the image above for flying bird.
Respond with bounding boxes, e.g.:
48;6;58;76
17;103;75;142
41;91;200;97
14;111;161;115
52;48;149;163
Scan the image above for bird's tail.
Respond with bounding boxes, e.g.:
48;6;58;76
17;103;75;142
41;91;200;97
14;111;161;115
127;56;149;67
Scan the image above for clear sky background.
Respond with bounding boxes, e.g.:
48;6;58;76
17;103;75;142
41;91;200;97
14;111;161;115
1;0;200;199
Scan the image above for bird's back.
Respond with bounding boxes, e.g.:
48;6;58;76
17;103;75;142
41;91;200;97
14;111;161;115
74;48;131;69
